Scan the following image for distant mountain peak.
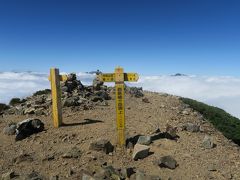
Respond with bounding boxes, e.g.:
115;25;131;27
171;73;187;77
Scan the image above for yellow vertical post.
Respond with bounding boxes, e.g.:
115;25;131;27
115;67;126;147
49;68;63;128
98;67;139;147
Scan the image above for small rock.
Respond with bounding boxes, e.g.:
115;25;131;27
13;154;33;164
34;108;45;116
182;123;200;132
133;170;145;180
62;147;82;158
50;175;59;180
202;135;214;149
207;164;217;172
26;171;44;180
142;97;150;103
120;167;135;178
63;97;78;107
89;139;114;154
82;173;96;180
94;166;119;180
182;110;189;115
165;124;178;139
3;124;17;135
23;107;35;115
158;156;177;169
132;144;150;160
137;136;152;145
1;171;16;180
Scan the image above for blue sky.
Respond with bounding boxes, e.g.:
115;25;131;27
0;0;240;76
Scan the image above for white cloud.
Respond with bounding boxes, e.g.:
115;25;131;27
135;75;240;118
0;72;239;118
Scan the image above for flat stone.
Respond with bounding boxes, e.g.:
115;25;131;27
158;156;177;169
137;136;152;145
132;144;150;160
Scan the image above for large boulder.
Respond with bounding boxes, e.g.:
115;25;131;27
15;118;44;141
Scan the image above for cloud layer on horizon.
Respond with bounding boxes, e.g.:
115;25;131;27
0;72;239;118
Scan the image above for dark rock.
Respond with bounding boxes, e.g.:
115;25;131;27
120;167;135;178
62;147;82;158
9;98;22;106
63;97;79;107
0;103;9;112
33;89;51;96
158;156;177;169
15;118;44;141
95;91;111;100
90;96;104;102
3;124;17;135
34;96;45;105
142;97;150;103
182;123;200;132
50;175;59;180
137;136;152;145
89;139;114;154
132;144;150;160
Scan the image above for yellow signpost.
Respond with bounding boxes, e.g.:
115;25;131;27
99;67;139;147
49;68;67;128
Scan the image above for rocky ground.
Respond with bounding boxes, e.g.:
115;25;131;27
1;74;240;180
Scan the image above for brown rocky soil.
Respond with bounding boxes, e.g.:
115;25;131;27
1;88;240;179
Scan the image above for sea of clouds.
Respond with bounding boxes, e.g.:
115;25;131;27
0;71;240;118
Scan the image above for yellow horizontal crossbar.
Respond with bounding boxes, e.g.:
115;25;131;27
48;75;68;82
99;73;139;82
